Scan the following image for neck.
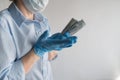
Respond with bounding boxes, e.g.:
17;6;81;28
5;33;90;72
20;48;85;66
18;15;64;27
15;0;34;20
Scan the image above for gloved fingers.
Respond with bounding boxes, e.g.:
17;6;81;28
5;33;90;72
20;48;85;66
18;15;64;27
65;44;72;47
50;32;70;40
39;30;49;41
50;38;76;48
68;36;77;44
64;32;71;37
59;36;77;48
50;33;61;39
41;36;77;51
42;39;69;50
53;36;77;45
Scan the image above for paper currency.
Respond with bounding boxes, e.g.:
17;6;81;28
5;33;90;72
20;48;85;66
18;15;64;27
62;18;86;35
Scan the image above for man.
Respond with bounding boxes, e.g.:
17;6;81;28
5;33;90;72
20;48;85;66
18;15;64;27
0;0;77;80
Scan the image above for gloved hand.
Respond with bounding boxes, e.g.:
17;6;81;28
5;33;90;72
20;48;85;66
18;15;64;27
50;32;71;39
49;32;74;47
33;30;77;57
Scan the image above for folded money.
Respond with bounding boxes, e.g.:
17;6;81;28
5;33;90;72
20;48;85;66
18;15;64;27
62;18;86;35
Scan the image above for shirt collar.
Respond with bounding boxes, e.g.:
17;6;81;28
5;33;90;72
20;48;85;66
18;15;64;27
8;3;26;27
8;3;47;27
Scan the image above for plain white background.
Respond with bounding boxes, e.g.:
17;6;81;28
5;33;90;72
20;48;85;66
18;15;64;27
0;0;120;80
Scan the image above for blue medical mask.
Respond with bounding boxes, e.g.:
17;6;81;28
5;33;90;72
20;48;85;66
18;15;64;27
22;0;49;13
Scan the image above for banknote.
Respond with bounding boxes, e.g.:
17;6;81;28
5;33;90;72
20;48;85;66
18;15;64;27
62;18;86;35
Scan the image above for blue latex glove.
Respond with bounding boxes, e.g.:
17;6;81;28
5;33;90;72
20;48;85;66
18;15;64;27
33;31;77;57
50;32;75;47
50;32;71;39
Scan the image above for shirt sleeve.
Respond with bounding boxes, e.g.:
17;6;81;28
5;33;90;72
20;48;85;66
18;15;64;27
0;21;25;80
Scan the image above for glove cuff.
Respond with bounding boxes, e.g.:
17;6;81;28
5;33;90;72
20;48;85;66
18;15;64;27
33;46;47;57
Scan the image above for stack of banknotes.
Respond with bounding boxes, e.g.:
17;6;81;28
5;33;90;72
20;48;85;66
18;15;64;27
61;18;86;35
